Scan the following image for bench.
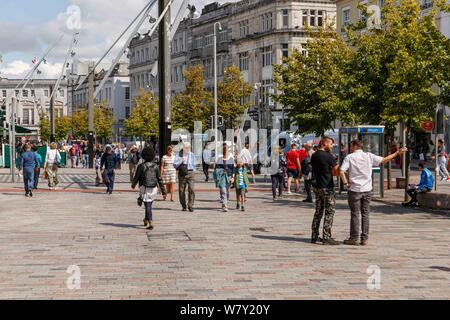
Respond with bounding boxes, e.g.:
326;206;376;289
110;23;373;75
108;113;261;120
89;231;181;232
417;192;450;210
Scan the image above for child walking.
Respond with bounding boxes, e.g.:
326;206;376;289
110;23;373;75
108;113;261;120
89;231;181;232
234;159;249;212
132;146;166;230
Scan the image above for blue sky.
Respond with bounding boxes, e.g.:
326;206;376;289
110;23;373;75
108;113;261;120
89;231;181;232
0;0;69;23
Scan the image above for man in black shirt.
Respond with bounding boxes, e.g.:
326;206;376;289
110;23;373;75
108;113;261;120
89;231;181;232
310;136;340;245
100;146;117;194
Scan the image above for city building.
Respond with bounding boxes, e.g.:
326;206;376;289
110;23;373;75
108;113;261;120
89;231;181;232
67;60;131;142
231;0;337;131
128;0;337;132
0;77;68;140
128;18;191;100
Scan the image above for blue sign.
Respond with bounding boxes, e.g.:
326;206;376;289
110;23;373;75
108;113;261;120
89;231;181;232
359;127;384;134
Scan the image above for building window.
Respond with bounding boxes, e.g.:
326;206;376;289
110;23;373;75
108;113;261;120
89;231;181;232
22;90;28;98
318;10;324;27
260;12;273;32
44;90;49;97
15;90;19;97
175;66;180;83
301;47;308;57
302;10;308;26
146;48;149;60
239;52;249;71
126;106;130;118
303;9;326;27
203;58;213;79
219;30;227;43
2;90;6;98
31;90;35;97
194;36;203;49
125;87;130;100
261;79;274;106
282;9;289;28
180;36;184;51
23;109;30;125
59;89;64;97
282;43;289;59
262;46;273;67
310;10;316;26
343;8;351;27
204;34;214;46
239;20;249;37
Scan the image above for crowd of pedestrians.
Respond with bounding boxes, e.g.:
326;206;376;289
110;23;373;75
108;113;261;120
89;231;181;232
15;135;446;246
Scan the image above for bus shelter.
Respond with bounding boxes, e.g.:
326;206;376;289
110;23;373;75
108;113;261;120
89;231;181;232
338;126;385;197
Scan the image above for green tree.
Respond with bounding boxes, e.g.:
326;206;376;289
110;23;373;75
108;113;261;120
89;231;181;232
55;115;72;142
39;113;50;142
124;89;159;142
274;27;354;136
172;65;213;131
71;110;88;140
94;104;115;142
346;0;450;130
217;65;253;129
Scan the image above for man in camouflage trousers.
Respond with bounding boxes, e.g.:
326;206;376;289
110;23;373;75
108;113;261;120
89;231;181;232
310;136;340;245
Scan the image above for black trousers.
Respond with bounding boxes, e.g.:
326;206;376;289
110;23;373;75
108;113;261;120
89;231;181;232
202;163;209;181
271;174;284;198
407;187;430;204
304;179;313;200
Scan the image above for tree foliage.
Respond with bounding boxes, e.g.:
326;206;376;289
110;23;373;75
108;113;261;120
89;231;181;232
172;65;213;131
274;27;354;136
274;0;450;135
217;65;253;129
123;89;159;141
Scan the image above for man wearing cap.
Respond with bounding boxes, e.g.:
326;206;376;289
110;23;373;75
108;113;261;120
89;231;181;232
174;142;197;212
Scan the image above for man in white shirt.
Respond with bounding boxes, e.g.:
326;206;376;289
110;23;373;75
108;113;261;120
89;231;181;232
340;140;407;246
239;143;255;180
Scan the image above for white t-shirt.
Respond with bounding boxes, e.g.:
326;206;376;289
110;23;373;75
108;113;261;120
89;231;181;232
238;148;253;165
340;150;383;193
46;149;61;164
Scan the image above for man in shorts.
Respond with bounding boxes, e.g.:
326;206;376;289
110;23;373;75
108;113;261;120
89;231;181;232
286;144;301;194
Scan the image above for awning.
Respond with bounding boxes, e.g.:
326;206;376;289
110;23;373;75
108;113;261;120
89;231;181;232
0;125;33;134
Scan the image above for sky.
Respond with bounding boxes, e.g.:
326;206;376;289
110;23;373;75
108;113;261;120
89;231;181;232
0;0;237;79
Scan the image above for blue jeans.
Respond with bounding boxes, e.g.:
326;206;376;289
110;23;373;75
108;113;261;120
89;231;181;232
103;169;115;193
23;168;35;193
83;154;89;168
144;201;153;221
219;181;232;207
34;168;40;189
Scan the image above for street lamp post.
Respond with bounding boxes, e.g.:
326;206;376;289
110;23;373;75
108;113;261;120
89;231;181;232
213;22;222;161
158;0;172;158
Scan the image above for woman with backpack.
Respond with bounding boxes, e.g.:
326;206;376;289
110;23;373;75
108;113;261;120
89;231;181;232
132;146;166;230
270;147;287;201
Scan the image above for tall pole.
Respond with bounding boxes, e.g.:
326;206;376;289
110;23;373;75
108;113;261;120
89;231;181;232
10;97;16;183
88;62;95;169
214;22;221;162
434;106;439;191
158;0;172;158
49;84;55;143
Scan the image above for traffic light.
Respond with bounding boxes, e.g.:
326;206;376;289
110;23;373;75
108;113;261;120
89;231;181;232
217;116;224;128
0;104;6;126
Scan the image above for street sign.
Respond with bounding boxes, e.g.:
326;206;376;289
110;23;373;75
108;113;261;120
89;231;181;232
421;121;434;132
247;109;259;122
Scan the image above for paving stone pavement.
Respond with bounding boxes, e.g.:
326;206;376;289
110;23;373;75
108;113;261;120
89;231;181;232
0;171;449;300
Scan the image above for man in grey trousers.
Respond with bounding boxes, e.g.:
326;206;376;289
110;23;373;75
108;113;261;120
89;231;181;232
174;142;196;212
340;140;407;246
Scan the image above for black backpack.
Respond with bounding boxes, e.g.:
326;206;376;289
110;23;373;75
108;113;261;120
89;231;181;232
143;162;158;188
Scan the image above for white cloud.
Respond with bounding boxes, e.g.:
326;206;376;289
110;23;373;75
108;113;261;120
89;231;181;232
0;60;63;79
0;60;30;77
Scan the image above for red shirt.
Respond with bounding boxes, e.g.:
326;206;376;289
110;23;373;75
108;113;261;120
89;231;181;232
297;149;308;163
286;150;300;169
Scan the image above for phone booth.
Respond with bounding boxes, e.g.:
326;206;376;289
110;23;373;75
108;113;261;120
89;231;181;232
338;126;385;197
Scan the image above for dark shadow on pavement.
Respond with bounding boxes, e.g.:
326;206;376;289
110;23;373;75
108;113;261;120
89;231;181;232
429;266;450;272
251;234;312;244
100;223;143;229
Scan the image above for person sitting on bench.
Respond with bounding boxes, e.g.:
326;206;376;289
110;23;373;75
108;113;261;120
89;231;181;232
403;163;434;207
